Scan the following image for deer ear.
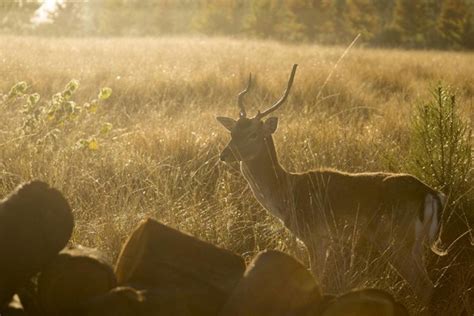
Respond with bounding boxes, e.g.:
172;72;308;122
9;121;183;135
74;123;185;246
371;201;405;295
263;117;278;135
216;116;237;131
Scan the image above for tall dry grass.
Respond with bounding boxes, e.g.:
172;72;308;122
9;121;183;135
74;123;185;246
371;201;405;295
0;36;473;313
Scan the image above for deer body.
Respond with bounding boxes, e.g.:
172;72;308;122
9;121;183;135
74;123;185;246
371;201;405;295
241;136;441;239
217;64;445;303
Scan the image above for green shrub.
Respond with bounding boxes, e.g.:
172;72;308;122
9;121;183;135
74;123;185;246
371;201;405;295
1;80;113;151
408;85;472;205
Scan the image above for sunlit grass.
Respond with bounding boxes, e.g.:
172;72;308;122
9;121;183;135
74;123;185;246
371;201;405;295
0;36;472;314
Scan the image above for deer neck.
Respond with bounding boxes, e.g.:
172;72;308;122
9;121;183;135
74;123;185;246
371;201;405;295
240;136;291;222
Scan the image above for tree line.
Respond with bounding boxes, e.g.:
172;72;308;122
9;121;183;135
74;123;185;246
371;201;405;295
1;0;473;49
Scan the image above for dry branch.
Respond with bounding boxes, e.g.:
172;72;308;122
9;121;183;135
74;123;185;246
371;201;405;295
38;246;116;315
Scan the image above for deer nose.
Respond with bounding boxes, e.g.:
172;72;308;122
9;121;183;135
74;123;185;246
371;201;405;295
220;146;233;162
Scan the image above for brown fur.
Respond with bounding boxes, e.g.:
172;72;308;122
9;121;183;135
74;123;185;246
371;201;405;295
219;118;444;304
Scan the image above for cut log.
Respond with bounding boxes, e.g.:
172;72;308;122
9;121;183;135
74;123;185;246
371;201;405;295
38;246;116;315
72;287;144;316
0;295;26;316
139;284;229;316
115;218;246;315
0;181;73;308
317;289;409;316
219;250;322;316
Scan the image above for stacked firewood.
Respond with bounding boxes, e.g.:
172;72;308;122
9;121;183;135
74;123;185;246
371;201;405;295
0;181;410;316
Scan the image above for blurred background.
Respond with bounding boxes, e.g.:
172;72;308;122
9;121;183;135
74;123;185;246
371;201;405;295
2;0;473;49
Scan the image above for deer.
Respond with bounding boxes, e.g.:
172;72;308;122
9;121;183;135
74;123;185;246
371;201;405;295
216;64;446;305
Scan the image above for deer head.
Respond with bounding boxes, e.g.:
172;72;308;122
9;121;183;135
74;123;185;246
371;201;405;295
217;64;298;162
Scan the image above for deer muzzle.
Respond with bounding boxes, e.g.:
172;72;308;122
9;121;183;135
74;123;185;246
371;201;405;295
220;144;238;162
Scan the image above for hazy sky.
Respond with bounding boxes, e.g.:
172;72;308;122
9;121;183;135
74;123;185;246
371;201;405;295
31;0;65;25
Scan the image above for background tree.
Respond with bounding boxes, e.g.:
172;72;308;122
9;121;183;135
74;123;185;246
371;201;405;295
193;0;243;36
438;0;473;48
285;0;322;41
324;0;352;43
244;0;294;39
1;0;473;50
392;0;430;47
345;0;381;42
0;0;39;34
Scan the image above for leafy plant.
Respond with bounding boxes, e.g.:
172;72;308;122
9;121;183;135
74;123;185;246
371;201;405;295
2;80;113;151
408;85;472;204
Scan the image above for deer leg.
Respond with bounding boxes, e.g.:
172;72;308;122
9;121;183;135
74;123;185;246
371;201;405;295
388;242;434;306
368;228;434;306
306;237;332;291
412;232;435;304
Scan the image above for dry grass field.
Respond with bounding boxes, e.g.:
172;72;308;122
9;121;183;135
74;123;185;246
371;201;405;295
0;36;473;314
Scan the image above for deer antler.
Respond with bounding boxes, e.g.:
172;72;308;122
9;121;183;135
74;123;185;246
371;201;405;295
237;73;252;118
256;64;298;119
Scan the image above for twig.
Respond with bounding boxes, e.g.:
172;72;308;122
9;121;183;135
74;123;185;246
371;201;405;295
316;33;361;102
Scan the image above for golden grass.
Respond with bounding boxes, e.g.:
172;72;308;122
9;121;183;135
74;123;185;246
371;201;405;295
0;36;473;313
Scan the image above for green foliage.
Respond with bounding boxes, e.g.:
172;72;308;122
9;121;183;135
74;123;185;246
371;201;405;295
6;81;29;100
285;0;316;40
438;0;473;48
245;0;285;38
392;0;431;47
1;80;113;151
99;87;113;100
0;1;40;34
193;1;243;35
408;85;472;202
345;0;381;41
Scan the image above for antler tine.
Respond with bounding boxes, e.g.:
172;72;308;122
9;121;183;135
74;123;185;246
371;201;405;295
256;64;298;119
237;73;252;118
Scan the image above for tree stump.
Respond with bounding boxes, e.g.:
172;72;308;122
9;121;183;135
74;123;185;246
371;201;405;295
38;246;116;315
0;181;73;308
316;289;409;316
0;295;26;316
71;286;144;316
219;250;322;316
115;218;246;315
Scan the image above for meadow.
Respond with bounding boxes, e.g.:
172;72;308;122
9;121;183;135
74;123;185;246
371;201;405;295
0;36;473;313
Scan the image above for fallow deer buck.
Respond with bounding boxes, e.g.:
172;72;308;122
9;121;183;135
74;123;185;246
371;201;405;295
217;64;446;304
